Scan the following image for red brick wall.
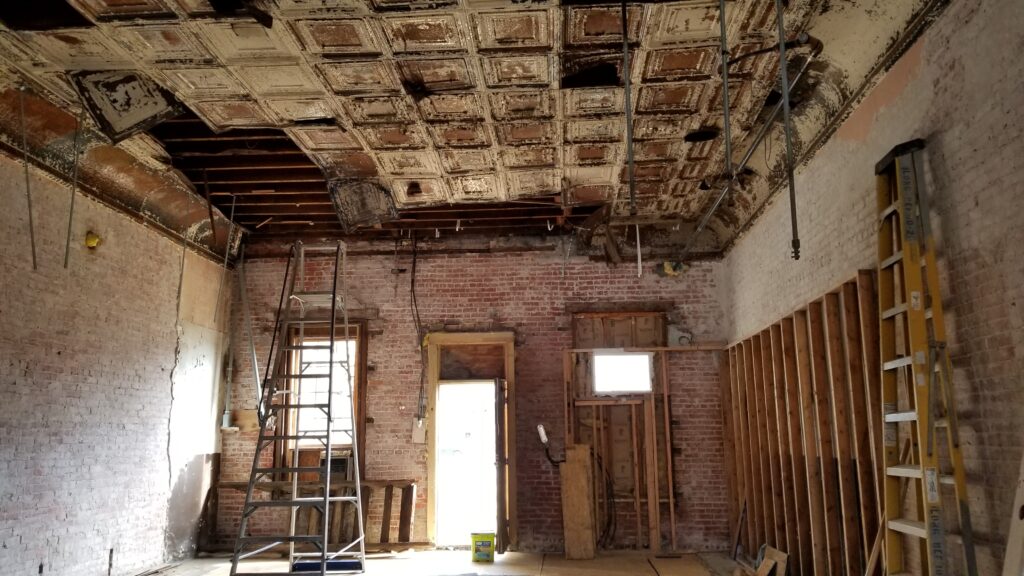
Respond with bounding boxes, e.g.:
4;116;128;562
216;249;730;552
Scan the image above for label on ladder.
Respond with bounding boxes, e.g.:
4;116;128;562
899;162;920;241
911;291;922;310
925;467;941;504
929;507;947;576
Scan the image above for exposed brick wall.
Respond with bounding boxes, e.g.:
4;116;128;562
723;1;1024;572
0;154;228;575
217;249;730;552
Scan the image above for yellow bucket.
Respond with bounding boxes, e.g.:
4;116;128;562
471;532;495;562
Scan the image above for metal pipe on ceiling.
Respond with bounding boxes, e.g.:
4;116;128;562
678;47;819;262
718;0;734;182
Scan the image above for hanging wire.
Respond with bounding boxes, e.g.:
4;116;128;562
411;235;428;421
63;108;84;269
18;88;38;270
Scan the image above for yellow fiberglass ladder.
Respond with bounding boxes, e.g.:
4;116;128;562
876;140;977;576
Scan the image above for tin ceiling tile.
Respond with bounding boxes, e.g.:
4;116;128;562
360;123;429;149
172;0;215;16
637;83;704;114
567;184;614;205
195;20;301;64
495;121;556;146
643;47;716;82
621;162;674;182
159;67;247;100
192;99;278;130
71;70;184;142
113;24;214;64
429;122;491;148
318;60;400;94
0;30;52;71
343;95;416;124
233;64;323;97
397;58;475;92
313;150;379;178
729;42;777;78
390;177;450;207
567;143;618;166
377;150;442;176
648;2;730;46
383;15;466;53
291;19;382;56
634;139;682;162
678;160;705;180
69;0;173;20
501;147;556;169
473;10;552;50
274;0;369;16
23;29;133;70
489;91;554;120
287;126;363;151
633;115;688;140
450;174;502;203
564;88;623;117
481;55;551;88
372;0;457;11
685;136;720;161
263;97;337;122
565;117;623;143
417;93;484;122
506;169;559;198
439;149;493;174
565;6;644;47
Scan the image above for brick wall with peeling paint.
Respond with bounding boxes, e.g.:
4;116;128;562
217;250;731;553
722;1;1024;572
0;154;229;576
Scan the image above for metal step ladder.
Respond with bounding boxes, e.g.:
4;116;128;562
875;140;977;576
231;240;366;576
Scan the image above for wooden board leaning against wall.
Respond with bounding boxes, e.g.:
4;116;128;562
561;311;724;555
722;271;884;576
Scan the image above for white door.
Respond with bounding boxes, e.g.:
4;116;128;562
434;380;497;547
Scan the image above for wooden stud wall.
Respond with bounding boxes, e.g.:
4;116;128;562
723;273;883;576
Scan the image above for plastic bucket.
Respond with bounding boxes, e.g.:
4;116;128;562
471;532;495;562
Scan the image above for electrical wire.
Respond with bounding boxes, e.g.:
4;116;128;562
411;236;428;419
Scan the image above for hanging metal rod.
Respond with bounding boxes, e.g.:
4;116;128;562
775;0;801;260
718;0;734;182
678;46;820;261
621;0;637;216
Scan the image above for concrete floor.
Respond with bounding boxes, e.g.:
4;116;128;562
155;550;738;576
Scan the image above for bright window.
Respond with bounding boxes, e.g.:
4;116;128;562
592;350;653;394
295;338;357;446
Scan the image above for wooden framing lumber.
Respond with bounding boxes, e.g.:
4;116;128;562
780;317;812;576
769;324;800;575
759;330;787;551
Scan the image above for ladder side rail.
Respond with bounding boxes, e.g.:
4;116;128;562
342;242;367;570
319;242;342;576
260;245;297;424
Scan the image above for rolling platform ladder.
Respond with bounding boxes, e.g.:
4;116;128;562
231;240;366;576
876;140;977;576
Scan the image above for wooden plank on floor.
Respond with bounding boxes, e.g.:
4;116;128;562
379;484;394;543
823;291;864;576
770;324;800;575
780;317;813;576
759;329;787;552
561;445;596;559
793;310;827;576
750;334;777;547
807;300;844;576
840;281;879;565
740;340;762;553
398;484;415;542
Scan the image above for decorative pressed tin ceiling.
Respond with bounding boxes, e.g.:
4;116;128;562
0;0;947;255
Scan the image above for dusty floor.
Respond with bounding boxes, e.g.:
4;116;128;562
155;550;737;576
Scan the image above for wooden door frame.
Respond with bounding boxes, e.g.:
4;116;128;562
425;331;517;549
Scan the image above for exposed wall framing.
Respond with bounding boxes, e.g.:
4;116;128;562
723;272;882;576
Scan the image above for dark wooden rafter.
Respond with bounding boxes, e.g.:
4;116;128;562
148;113;600;239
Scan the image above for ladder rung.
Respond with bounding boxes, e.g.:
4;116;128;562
269;374;331;379
247;496;358;507
254;466;327;474
883;356;913;370
267;403;331;410
888;518;927;539
885;411;917;423
880;251;904;269
882;303;908;319
238;535;325;543
261;434;329;441
292;551;364;558
887;464;922;479
283;319;335;325
293;291;335;297
282;345;333;351
879;202;899;221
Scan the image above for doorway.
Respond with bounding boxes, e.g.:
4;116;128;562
434;380;497;546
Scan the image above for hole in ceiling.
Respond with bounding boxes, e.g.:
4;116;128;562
764;90;782;107
562;54;621;89
407;182;423;196
698;180;711;191
0;1;92;30
684;127;720;143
